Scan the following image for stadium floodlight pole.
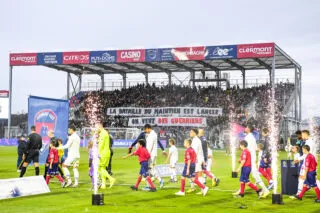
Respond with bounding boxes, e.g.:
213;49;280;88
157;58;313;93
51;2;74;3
8;66;13;139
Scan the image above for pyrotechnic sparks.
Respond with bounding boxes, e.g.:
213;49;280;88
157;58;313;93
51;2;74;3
267;86;280;194
83;92;104;194
228;97;237;172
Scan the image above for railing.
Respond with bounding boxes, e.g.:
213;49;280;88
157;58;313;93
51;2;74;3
80;77;294;91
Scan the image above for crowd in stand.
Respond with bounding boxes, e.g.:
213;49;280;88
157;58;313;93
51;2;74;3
69;83;295;138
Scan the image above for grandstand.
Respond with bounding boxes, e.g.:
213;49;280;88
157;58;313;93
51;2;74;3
8;42;301;145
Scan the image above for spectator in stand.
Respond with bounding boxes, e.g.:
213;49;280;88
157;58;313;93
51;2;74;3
69;83;295;139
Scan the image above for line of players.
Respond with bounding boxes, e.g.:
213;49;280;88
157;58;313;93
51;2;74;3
234;128;320;203
122;124;220;196
19;124;116;190
19;125;83;188
19;124;320;202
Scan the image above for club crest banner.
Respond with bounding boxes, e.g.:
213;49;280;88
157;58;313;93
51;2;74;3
28;96;69;164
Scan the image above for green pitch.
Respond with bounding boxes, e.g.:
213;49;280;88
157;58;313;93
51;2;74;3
0;146;319;213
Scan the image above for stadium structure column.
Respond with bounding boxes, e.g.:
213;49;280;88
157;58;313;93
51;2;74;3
294;66;302;127
241;70;246;89
191;71;195;88
145;72;149;85
100;74;105;90
168;71;172;86
271;57;275;88
268;69;272;85
8;66;13;138
122;73;127;89
215;70;221;88
78;74;82;92
298;67;302;125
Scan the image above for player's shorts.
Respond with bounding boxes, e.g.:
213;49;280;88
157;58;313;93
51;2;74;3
148;156;156;168
240;166;251;183
304;171;317;187
47;163;59;176
195;161;203;172
140;161;149;177
25;150;40;163
182;163;196;178
64;157;80;167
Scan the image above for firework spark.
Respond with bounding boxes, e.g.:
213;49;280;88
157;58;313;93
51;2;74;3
83;93;104;195
267;87;279;194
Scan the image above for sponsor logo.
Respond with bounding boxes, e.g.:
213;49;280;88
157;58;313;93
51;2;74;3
213;47;233;56
0;91;9;97
10;53;37;66
44;55;58;64
146;49;158;60
239;47;272;55
90;51;116;63
120;50;140;59
205;45;237;59
160;48;175;61
63;52;90;64
171;47;207;61
237;43;274;58
117;49;145;62
37;52;62;65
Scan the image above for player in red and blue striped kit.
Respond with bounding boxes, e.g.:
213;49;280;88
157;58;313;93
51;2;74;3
257;143;274;190
295;145;320;203
123;139;156;192
234;140;262;198
175;138;209;196
46;140;66;187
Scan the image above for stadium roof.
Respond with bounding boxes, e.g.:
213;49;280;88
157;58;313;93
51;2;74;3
9;42;301;76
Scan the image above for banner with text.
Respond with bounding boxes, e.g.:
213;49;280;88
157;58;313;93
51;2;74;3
155;164;184;177
128;117;207;127
107;107;222;117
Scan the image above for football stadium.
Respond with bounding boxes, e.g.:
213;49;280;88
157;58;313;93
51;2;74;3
0;1;319;213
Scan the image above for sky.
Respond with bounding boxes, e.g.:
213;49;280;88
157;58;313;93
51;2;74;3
0;0;319;118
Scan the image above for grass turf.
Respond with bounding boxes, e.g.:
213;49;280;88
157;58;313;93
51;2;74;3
0;146;320;213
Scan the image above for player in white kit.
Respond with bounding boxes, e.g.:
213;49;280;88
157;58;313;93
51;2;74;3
57;126;80;188
187;128;205;193
144;124;165;189
165;138;178;182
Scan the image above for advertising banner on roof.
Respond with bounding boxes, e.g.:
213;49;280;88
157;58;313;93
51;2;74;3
237;43;274;58
62;51;90;64
172;46;207;61
205;45;237;59
90;51;117;64
0;90;9;98
146;48;175;62
10;53;37;66
117;49;145;63
37;52;63;65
